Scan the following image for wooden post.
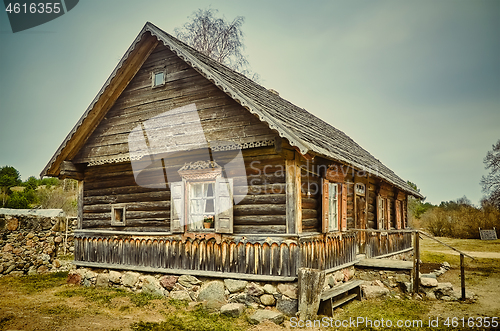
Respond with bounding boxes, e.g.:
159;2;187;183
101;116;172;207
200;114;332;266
460;253;465;301
285;154;301;234
77;180;84;230
298;268;325;321
412;230;420;296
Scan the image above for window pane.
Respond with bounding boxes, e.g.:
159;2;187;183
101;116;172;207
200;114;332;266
205;198;214;213
190;183;203;198
206;183;214;197
154;72;164;86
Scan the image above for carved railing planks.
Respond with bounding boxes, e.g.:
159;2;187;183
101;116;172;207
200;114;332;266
364;231;412;258
299;232;357;271
74;234;300;280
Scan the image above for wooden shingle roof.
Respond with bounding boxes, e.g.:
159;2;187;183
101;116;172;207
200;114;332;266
41;22;422;198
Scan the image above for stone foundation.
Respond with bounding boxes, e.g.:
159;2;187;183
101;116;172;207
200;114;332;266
69;264;358;318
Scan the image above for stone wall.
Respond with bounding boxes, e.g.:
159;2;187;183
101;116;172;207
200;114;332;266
0;213;76;276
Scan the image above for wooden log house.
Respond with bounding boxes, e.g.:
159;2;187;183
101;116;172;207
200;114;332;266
41;22;423;281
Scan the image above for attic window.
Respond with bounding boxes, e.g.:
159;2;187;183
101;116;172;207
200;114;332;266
152;71;165;87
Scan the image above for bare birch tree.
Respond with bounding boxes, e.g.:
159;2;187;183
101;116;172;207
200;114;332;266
175;8;259;81
481;139;500;209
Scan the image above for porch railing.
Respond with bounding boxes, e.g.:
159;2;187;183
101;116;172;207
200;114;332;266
299;231;358;271
73;233;299;281
362;230;413;258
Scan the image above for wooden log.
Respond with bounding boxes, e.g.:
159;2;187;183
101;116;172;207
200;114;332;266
302;209;318;219
233;215;286;225
233;225;286;234
84;201;170;213
84;191;170;205
298;268;325;321
234;204;286;216
235;194;286;205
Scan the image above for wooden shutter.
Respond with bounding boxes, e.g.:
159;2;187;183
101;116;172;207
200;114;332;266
322;178;329;233
170;181;184;233
215;178;233;234
341;184;347;231
395;200;402;229
377;195;384;230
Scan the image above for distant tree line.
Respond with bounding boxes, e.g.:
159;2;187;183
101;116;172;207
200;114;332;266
0;165;77;216
407;139;500;239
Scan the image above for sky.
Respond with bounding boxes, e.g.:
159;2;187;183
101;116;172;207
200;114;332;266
0;0;499;206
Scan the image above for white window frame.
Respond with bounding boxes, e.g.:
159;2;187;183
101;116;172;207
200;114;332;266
328;182;339;231
187;181;216;232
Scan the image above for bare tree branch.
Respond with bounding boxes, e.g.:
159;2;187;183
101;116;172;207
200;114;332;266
175;8;260;82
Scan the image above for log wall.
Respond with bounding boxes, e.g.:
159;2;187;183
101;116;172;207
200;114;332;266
81;148;287;234
300;171;320;233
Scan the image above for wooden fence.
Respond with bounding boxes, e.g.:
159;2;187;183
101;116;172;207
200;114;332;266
299;231;358;271
73;231;359;280
364;230;412;258
74;233;299;280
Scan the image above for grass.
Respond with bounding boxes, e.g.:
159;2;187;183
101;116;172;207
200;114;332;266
130;305;247;331
0;271;68;294
420;237;500;253
56;286;162;307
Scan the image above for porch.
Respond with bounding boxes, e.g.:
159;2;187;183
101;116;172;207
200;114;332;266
73;230;412;281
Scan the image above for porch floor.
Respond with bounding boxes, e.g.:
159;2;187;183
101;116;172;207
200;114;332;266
355;258;413;270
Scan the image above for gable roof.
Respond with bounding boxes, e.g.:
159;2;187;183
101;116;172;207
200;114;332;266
41;22;422;198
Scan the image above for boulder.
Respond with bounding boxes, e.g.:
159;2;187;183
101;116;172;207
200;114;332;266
229;293;253;305
334;270;344;282
109;270;122;284
52;259;61;268
248;310;284;325
95;273;109;287
263;284;277;295
2;243;13;253
246;282;264;297
197;281;226;304
6;218;19;231
142;276;164;297
220;303;245;317
276;295;298;316
170;290;192;301
122;271;140;287
435;282;454;297
37;265;49;274
361;285;389;299
178;275;201;288
224;279;248;293
325;274;337;287
159;275;178;290
67;273;82;285
420;277;438;287
260;294;276;306
277;283;297;299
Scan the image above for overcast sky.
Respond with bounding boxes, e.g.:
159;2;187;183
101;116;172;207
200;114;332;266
0;0;499;206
